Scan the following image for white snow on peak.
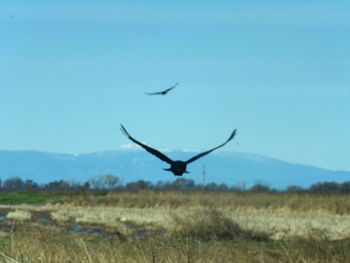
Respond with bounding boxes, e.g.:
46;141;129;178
182;149;200;153
119;144;142;150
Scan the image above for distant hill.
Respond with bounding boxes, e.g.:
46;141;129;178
0;149;349;189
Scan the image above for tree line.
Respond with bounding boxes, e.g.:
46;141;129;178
1;174;350;194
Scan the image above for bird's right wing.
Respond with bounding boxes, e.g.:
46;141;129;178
170;82;179;89
185;129;237;164
163;82;178;94
120;124;173;164
162;87;173;94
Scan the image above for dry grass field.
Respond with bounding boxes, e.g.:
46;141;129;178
1;191;350;262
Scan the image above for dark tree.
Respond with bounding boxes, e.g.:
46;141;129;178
126;180;153;191
249;183;271;193
170;178;195;190
218;183;229;192
286;185;303;193
3;177;24;190
24;179;39;190
88;174;120;190
205;182;218;191
309;182;339;194
339;181;350;193
45;180;70;190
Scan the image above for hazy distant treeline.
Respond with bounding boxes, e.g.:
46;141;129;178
0;174;350;194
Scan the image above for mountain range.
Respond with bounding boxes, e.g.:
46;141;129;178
0;149;349;189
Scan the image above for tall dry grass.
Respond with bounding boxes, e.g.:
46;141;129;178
170;209;269;242
1;218;350;263
2;191;350;262
61;191;350;214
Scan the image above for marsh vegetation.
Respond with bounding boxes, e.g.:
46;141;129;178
0;191;350;262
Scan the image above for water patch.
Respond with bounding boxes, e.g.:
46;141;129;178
32;211;52;223
39;217;52;223
71;223;83;232
0;209;163;240
69;223;105;237
131;230;165;240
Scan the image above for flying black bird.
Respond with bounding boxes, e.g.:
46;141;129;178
145;83;178;95
120;124;237;176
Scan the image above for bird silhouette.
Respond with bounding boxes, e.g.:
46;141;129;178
120;124;237;176
145;83;178;95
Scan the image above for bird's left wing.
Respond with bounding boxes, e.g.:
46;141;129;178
185;129;237;164
120;124;174;164
145;91;161;95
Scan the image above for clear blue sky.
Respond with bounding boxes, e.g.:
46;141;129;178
1;1;349;171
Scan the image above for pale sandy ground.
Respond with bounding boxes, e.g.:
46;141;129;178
1;204;350;240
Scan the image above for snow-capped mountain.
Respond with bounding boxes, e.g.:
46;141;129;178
0;149;349;189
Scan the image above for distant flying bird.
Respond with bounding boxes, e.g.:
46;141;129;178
120;124;237;176
145;83;178;95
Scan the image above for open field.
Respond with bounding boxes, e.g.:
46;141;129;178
1;191;350;262
61;191;350;213
0;193;63;205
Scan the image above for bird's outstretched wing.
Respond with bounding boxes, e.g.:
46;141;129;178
185;129;237;164
120;124;174;164
145;91;161;95
145;82;178;95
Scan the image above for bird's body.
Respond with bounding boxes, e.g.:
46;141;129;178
164;161;189;176
120;124;237;176
145;83;178;95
